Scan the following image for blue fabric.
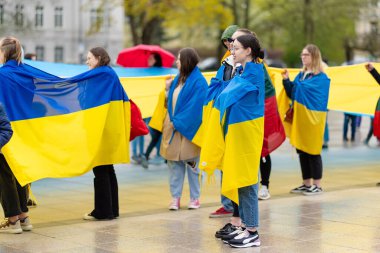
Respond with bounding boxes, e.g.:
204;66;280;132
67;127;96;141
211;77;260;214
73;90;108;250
167;67;208;141
214;62;265;124
23;59;178;78
293;72;330;111
0;60;128;121
0;103;13;148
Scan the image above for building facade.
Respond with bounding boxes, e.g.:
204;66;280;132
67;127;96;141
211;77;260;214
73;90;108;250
0;0;124;64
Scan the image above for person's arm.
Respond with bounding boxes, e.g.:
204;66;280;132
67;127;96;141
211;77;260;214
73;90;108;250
281;69;295;99
0;105;13;149
365;63;380;85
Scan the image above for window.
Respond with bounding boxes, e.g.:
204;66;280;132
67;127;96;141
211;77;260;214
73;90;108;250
90;8;102;26
54;7;63;27
54;46;64;62
35;6;43;27
35;46;44;61
15;4;24;27
0;5;4;25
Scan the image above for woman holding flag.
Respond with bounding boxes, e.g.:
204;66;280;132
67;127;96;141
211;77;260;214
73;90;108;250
200;34;265;248
281;44;330;195
160;48;207;211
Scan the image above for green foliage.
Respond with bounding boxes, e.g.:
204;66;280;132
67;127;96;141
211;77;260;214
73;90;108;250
252;0;365;66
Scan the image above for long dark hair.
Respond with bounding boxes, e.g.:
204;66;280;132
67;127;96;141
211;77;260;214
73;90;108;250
235;34;264;61
89;47;110;67
178;48;199;85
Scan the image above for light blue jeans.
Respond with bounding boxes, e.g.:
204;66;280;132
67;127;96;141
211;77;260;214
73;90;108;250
238;183;259;228
168;158;200;200
220;172;233;211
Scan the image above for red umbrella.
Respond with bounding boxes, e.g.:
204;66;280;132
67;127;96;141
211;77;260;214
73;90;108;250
116;44;176;68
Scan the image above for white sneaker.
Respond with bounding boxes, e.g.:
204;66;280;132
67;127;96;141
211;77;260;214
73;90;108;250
258;185;271;200
20;217;33;231
0;219;22;234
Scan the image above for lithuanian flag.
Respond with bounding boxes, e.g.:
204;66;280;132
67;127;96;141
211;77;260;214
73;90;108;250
262;67;285;157
200;62;265;204
0;60;131;186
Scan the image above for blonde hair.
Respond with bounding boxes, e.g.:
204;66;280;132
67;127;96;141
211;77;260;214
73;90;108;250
302;44;324;74
0;36;22;64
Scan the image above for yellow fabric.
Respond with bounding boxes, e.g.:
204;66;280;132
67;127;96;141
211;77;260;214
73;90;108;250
221;50;231;63
222;117;264;204
199;107;225;173
148;90;167;132
269;64;380;115
278;91;327;155
3;101;131;186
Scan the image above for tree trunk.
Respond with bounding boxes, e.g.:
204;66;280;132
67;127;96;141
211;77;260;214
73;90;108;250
303;0;314;43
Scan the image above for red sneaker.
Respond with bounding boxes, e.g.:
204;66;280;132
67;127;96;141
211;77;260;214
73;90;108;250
209;207;233;218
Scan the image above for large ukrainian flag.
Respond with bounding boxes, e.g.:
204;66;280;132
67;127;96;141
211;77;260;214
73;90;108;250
0;60;131;186
278;72;330;155
200;62;265;204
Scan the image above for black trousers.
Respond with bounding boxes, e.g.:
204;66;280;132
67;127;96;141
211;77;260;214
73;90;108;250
144;128;162;159
297;149;323;180
91;165;119;219
260;155;272;188
0;154;28;217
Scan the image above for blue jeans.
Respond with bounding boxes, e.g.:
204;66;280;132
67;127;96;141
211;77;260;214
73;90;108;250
132;136;144;156
323;121;329;144
238;183;259;228
220;172;233;211
168;158;200;199
343;113;357;140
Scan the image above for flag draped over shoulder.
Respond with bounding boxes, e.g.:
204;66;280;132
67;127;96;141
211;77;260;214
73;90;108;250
278;72;330;155
200;62;265;204
167;67;208;146
0;60;131;186
269;64;380;116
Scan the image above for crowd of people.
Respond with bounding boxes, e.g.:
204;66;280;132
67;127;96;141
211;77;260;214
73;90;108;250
0;25;378;250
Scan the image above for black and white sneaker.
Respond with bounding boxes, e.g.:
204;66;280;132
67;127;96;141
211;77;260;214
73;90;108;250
303;185;323;196
290;184;311;194
221;227;245;244
215;223;236;238
228;230;261;248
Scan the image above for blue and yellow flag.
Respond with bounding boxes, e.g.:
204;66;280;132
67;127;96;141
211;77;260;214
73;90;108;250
200;62;265;204
0;60;131;186
278;72;330;155
167;67;208;146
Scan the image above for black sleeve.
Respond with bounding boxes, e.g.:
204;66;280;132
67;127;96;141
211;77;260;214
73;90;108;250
369;68;380;85
0;105;13;149
282;78;294;99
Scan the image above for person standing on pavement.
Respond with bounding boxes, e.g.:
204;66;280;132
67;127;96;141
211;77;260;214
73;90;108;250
0;36;33;234
281;44;330;195
364;63;380;144
83;47;119;220
160;48;207;211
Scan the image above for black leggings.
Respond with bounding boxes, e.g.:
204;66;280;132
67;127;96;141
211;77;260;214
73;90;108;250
297;149;323;180
260;155;271;188
0;154;28;217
